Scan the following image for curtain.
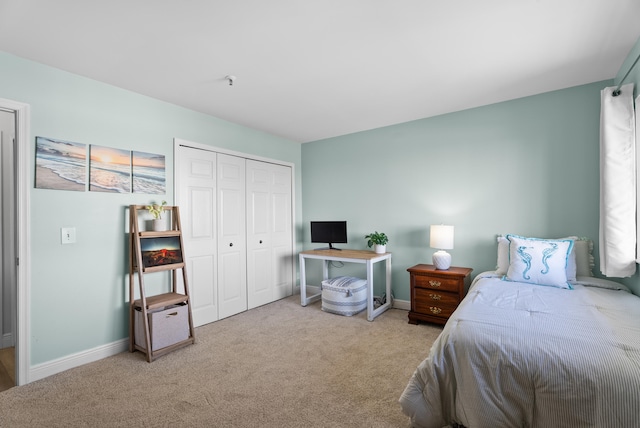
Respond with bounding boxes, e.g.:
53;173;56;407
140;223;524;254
599;83;636;277
637;94;640;263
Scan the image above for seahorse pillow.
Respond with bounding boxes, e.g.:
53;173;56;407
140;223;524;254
496;235;594;279
504;234;574;289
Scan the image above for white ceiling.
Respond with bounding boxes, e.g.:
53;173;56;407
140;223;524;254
1;0;639;143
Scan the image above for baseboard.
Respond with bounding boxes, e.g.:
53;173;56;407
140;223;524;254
28;338;129;384
393;299;410;311
2;333;13;348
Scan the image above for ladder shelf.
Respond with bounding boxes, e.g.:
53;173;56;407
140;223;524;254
128;204;195;362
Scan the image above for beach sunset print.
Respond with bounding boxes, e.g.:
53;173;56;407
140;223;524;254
132;151;166;194
35;137;87;191
89;145;132;193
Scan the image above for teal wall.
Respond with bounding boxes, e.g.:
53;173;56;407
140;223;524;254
615;35;640;99
302;81;612;300
0;52;302;365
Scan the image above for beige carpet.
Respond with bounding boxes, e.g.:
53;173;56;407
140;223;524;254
0;295;442;427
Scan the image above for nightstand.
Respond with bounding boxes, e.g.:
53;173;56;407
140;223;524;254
407;264;472;325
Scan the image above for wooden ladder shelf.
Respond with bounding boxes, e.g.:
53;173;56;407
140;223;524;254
129;205;195;362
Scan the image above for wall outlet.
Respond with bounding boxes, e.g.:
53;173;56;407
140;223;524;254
61;227;76;244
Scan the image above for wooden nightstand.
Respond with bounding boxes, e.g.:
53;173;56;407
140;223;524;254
407;264;472;325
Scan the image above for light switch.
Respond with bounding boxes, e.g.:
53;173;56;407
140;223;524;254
61;227;76;244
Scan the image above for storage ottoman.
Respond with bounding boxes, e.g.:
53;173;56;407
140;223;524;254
321;276;367;316
134;303;189;351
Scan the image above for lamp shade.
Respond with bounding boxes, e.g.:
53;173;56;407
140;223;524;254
430;225;454;250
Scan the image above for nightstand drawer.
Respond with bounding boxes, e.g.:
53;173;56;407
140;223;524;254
413;302;457;319
413;288;459;306
413;275;460;292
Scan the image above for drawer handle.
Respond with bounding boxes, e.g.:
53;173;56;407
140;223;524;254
429;293;441;300
429;280;441;288
429;307;442;315
166;312;178;317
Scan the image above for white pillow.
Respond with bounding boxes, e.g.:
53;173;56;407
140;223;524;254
496;235;593;279
504;234;574;289
572;239;595;277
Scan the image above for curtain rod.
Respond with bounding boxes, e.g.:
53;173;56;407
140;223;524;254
612;51;640;96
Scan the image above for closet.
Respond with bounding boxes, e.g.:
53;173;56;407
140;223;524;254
175;141;294;326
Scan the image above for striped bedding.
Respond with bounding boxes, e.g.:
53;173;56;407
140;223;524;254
399;272;640;428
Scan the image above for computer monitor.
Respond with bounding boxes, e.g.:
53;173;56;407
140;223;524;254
310;221;347;250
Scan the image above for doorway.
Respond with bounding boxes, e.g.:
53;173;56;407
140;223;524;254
0;108;16;390
0;98;30;387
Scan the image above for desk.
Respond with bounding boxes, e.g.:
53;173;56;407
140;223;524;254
299;249;392;321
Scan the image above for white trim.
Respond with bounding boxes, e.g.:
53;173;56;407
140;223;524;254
1;333;13;348
0;98;30;386
28;339;129;383
173;138;295;168
392;299;411;311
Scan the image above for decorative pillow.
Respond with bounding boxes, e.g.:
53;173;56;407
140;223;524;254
504;234;574;289
496;235;594;278
572;238;595;277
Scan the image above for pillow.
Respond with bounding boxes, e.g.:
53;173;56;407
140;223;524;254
504;234;574;289
572;238;595;277
496;235;594;278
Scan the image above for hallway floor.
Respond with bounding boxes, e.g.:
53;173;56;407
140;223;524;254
0;347;15;392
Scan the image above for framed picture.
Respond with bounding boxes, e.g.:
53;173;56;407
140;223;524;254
132;150;166;194
35;137;87;191
89;145;131;193
140;236;183;268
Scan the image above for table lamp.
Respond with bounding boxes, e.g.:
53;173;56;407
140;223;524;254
430;225;454;270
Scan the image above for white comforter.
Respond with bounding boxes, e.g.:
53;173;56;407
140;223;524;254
399;272;640;428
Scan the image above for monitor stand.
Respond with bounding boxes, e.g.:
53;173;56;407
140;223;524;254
314;243;342;250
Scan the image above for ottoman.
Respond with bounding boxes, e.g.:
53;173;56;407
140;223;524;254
321;276;367;316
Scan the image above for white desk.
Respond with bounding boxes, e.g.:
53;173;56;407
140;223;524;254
299;249;392;321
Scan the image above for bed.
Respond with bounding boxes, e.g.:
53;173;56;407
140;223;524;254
399;235;640;428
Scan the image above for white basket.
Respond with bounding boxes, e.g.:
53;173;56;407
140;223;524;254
321;276;367;316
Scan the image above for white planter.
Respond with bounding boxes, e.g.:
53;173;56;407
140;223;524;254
150;218;165;232
374;244;386;254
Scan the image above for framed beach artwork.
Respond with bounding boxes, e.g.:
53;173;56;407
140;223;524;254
35;137;87;191
89;145;132;193
132;150;166;194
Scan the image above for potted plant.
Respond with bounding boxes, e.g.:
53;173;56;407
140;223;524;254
146;201;167;231
365;231;389;254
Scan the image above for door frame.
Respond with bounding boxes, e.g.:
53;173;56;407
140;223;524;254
0;98;30;386
173;138;296;307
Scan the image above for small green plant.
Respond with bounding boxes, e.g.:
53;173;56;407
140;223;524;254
146;201;167;219
365;231;389;247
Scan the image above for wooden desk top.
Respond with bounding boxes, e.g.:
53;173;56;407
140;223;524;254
300;248;391;261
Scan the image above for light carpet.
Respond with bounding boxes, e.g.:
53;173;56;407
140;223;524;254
0;295;442;427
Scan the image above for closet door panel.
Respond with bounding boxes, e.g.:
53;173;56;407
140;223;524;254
246;164;272;309
217;154;247;319
176;147;218;326
246;160;293;308
270;164;293;299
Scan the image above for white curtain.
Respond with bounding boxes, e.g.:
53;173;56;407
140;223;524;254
637;94;640;263
599;83;636;277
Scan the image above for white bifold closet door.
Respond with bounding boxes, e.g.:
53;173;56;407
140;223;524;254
177;147;219;326
216;154;247;319
177;143;293;327
246;160;293;309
